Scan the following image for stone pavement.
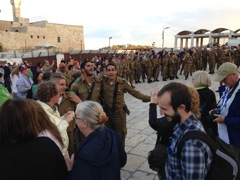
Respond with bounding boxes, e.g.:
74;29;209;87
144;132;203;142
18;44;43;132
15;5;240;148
120;72;220;180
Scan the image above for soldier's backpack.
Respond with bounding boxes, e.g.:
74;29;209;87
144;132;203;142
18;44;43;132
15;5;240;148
177;131;240;180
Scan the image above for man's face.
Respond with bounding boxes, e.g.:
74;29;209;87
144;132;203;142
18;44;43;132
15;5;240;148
82;62;94;76
22;68;30;77
157;92;181;124
56;79;67;95
106;65;117;81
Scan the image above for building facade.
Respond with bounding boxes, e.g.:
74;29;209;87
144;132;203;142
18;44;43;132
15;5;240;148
0;0;84;52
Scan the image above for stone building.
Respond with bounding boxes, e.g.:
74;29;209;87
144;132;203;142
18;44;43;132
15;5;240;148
0;0;85;52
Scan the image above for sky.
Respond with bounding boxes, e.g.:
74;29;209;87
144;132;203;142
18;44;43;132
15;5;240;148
1;0;240;50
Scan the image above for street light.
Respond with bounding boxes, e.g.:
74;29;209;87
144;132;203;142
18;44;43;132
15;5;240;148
109;37;112;50
152;42;155;47
162;27;170;49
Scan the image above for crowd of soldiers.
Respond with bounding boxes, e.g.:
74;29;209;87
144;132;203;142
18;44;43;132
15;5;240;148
95;44;240;84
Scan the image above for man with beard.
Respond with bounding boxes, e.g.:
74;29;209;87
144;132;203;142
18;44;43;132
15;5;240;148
101;63;150;146
157;82;212;179
70;60;101;102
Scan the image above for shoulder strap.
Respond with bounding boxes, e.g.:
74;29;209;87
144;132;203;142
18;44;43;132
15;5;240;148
112;82;118;113
176;131;216;158
86;82;95;100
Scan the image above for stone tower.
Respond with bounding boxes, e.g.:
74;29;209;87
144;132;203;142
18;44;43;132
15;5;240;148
10;0;21;22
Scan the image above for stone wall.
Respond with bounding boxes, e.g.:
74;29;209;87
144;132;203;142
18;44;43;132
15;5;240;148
0;19;84;52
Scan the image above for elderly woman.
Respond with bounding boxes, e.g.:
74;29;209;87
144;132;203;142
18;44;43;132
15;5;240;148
0;99;68;180
192;70;217;136
35;81;74;155
66;101;127;180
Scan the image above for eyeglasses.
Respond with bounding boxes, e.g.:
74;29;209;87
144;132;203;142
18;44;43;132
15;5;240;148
74;115;84;121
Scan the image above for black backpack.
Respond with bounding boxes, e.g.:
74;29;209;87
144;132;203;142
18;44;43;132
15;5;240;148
177;131;240;180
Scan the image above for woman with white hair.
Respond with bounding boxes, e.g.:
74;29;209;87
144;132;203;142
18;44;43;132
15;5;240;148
192;70;217;136
67;101;127;180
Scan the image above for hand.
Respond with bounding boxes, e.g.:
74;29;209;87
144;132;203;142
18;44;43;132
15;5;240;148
64;151;74;171
64;111;74;123
213;114;225;124
150;88;159;104
67;93;82;104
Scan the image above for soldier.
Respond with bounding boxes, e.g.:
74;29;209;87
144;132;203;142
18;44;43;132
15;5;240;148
162;52;169;81
116;58;123;77
207;47;217;74
128;54;136;88
196;47;203;70
50;73;81;156
101;63;150;145
134;55;142;83
146;54;154;83
172;53;180;79
168;53;175;80
121;57;129;81
202;47;208;71
140;56;147;82
152;54;161;81
233;44;240;68
70;60;101;103
182;51;193;80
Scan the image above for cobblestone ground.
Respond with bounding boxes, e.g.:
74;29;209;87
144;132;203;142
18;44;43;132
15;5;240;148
120;71;220;180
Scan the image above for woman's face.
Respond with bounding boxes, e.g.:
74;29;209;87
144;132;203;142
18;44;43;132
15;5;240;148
37;73;43;83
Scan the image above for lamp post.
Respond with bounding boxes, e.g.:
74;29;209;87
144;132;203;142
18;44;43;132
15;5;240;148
162;27;170;49
152;42;155;47
109;37;112;50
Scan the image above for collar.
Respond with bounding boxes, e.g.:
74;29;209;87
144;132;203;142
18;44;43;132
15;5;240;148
195;86;206;90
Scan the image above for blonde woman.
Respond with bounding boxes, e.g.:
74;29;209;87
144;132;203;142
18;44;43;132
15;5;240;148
67;101;127;180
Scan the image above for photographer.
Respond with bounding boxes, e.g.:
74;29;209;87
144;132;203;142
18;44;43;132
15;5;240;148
212;62;240;147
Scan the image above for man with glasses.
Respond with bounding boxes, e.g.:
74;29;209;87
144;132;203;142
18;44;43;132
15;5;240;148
213;62;240;147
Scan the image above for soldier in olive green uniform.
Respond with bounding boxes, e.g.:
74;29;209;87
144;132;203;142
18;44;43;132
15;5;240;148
182;52;193;80
116;59;123;77
168;53;176;80
51;73;81;156
207;47;217;74
152;54;161;81
140;56;147;82
134;56;142;83
162;52;169;81
146;55;154;83
71;61;101;102
202;47;208;71
172;53;180;79
196;48;203;70
128;54;136;87
102;63;150;145
122;57;129;81
233;45;240;68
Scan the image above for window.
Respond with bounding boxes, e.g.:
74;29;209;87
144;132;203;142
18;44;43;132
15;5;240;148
57;37;61;43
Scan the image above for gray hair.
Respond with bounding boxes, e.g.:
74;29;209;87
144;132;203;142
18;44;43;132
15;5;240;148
192;71;211;88
75;101;108;130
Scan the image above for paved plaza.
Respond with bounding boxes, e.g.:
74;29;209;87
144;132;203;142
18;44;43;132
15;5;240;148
120;72;220;180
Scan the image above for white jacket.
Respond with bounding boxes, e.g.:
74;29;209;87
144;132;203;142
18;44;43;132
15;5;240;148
37;100;69;155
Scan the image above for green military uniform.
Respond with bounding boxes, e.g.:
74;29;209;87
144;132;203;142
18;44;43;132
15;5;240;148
122;61;129;81
233;48;240;68
116;61;124;77
101;76;150;145
196;49;203;70
152;56;161;81
57;93;77;156
145;58;154;83
202;48;208;71
162;55;169;81
134;58;142;83
183;54;193;80
168;56;175;80
128;59;135;86
141;58;147;82
70;76;101;102
207;50;217;74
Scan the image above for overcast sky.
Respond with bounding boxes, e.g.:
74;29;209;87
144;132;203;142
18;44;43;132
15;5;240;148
1;0;240;50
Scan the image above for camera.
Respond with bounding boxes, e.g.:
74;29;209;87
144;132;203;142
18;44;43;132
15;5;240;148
208;109;220;122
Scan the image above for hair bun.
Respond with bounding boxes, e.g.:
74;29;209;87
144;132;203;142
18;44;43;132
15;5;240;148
98;112;108;125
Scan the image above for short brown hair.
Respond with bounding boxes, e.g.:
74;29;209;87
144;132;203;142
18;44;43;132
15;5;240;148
35;81;58;102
